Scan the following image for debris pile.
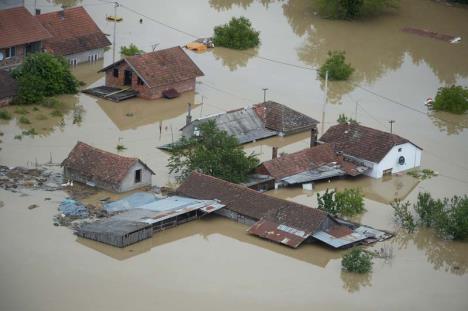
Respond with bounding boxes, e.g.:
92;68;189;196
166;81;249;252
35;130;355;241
0;165;62;193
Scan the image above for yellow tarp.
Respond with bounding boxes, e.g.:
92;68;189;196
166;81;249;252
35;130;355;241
186;42;208;52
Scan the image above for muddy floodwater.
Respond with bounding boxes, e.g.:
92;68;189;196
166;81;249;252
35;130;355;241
1;0;468;310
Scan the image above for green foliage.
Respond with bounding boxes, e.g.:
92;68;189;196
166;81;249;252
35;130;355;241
12;53;78;105
391;199;416;233
167;120;259;183
116;144;127;151
32;106;39;111
50;110;63;117
407;168;437;180
319;51;354;81
36;114;48;121
120;44;143;57
18;116;31;124
14;107;29;115
414;192;443;227
22;128;38;136
213;17;260;50
337;113;357;124
40;97;64;109
14;134;22;140
432;85;468;114
342;248;373;273
317;188;365;217
316;0;399;19
0;110;12;120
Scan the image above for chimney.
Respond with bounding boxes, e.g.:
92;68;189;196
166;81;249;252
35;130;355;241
272;147;278;159
35;9;41;15
310;128;318;147
185;103;192;126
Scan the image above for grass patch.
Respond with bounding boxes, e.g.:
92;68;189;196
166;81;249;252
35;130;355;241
407;168;437;180
50;110;63;117
18;116;31;124
0;110;12;120
14;134;22;140
32;106;40;111
14;107;29;115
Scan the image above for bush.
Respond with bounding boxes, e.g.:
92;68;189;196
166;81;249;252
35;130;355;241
414;192;442;227
432;85;468;114
317;188;365;217
342;248;373;273
391;199;416;233
0;110;12;120
319;51;354;81
50;110;63;117
120;44;143;57
14;134;22;140
116;144;127;151
337;114;357;124
18;116;31;124
12;53;78;104
213;17;260;50
316;0;399;19
317;189;338;215
14;107;28;115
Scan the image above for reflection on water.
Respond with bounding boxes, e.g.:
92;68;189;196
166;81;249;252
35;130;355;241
211;47;258;71
47;0;82;7
429;110;468;135
341;270;372;293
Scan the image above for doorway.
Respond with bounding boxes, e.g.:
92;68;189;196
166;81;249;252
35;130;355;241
124;70;132;86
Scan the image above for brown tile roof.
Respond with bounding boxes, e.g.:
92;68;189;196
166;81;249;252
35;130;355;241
320;123;421;163
37;7;111;56
176;172;330;234
0;7;51;48
0;70;18;99
254;101;319;134
257;143;360;180
61;142;154;185
100;47;204;88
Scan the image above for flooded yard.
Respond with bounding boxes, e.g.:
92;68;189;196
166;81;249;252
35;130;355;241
1;0;468;310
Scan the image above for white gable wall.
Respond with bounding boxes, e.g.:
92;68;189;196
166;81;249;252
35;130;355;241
367;143;421;178
119;161;153;192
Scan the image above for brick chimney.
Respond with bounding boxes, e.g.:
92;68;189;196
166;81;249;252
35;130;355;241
272;147;278;159
310;128;318;147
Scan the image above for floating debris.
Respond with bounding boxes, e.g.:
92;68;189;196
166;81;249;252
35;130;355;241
28;204;38;210
402;27;461;44
0;165;62;193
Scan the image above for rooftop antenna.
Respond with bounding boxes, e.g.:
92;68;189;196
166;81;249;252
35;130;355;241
262;88;268;103
389;120;395;133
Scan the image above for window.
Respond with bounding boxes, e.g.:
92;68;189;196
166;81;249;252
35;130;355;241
113;68;119;78
398;148;402;152
134;169;142;183
137;77;144;85
398;156;406;165
5;47;16;59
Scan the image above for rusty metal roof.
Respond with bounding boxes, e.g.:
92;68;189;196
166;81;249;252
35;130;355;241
247;219;310;248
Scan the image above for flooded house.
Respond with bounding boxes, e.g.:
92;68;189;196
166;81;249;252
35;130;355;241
97;46;204;100
0;70;17;106
177;172;390;249
181;101;319;144
0;0;23;10
0;6;51;70
256;143;367;188
61;141;154;192
320;123;422;179
36;6;111;66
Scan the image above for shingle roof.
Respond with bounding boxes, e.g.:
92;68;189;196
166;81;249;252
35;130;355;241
253;101;319;134
100;47;204;88
61;142;154;185
257;143;361;180
36;7;111;56
0;7;52;48
0;70;18;99
176;172;329;234
320;123;421;163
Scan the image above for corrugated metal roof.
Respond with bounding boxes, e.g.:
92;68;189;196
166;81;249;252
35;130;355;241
281;166;346;185
247;219;312;248
312;230;368;248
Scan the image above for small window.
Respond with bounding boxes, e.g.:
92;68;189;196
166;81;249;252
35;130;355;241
398;156;405;165
5;47;16;59
134;169;142;183
398;148;402;152
113;68;119;78
137;77;144;85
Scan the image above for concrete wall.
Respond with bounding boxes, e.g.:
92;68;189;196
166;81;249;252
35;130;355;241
104;61;197;100
65;48;105;66
367;143;422;178
118;161;152;192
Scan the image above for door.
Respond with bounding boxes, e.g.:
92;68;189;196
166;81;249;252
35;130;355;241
124;70;132;86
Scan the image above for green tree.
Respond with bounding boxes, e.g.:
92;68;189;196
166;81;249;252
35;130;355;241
317;188;364;217
433;195;468;240
342;248;373;273
319;51;354;81
391;199;416;233
167;120;259;183
120;44;143;57
12;53;78;105
432;85;468;114
316;0;399;19
213;17;260;50
337;113;357;124
414;192;443;227
317;189;338;215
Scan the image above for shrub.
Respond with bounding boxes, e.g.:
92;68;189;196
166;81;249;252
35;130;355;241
414;192;443;227
18;116;31;124
319;51;354;80
316;0;399;19
317;189;338;215
317;188;365;217
213;17;260;50
22;128;38;136
0;110;12;120
391;199;416;233
120;44;143;57
14;134;22;140
50;110;63;117
342;248;373;273
14;107;28;115
337;114;357;124
12;53;78;104
432;85;468;114
116;144;127;151
433;195;468;240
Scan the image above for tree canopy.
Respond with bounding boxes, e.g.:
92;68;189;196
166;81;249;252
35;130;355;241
213;17;260;50
316;0;399;20
342;248;373;273
120;44;143;57
432;85;468;114
319;50;354;81
12;53;78;105
167;120;259;183
317;188;365;217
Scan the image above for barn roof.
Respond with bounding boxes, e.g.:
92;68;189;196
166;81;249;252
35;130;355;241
36;7;111;56
61;142;154;185
320;123;422;163
176;172;329;234
0;7;52;48
100;47;204;88
0;70;18;99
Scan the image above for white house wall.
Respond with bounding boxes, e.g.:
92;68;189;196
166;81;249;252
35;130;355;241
65;48;105;66
369;143;422;178
119;161;153;192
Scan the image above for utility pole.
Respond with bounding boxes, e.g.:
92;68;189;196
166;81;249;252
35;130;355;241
389;120;395;133
262;88;268;103
200;95;205;117
355;101;358;122
112;2;119;64
321;70;328;134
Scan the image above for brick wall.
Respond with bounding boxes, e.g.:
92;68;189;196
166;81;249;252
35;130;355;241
0;44;25;70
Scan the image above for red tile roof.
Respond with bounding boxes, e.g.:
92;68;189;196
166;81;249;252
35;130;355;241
320;123;421;163
257;143;360;180
37;7;111;56
100;47;204;88
253;101;319;134
61;142;154;185
0;7;51;48
176;172;330;234
0;70;18;99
